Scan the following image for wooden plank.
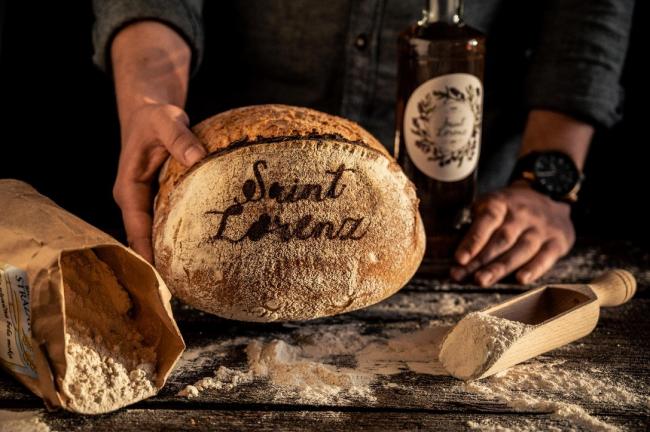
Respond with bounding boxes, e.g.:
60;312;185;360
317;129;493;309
145;294;650;417
2;292;646;418
0;238;648;429
2;408;648;432
0;292;650;415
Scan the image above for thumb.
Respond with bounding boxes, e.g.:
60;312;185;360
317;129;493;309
160;109;207;167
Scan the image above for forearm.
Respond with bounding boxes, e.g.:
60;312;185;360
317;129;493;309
519;110;594;171
111;21;191;127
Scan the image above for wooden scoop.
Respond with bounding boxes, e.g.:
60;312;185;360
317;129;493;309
450;269;636;380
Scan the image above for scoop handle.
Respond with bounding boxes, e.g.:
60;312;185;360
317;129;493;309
589;269;636;307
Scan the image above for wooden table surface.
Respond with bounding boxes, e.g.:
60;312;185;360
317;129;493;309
1;238;648;431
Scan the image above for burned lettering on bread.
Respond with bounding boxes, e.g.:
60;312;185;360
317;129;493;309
205;160;369;243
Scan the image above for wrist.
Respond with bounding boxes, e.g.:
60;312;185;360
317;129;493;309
117;96;184;129
507;180;573;215
520;110;593;171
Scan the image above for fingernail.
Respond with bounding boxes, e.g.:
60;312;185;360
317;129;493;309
450;267;466;281
185;146;207;166
476;270;493;287
456;250;471;265
519;271;531;284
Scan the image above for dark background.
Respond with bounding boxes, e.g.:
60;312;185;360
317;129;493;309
0;1;648;245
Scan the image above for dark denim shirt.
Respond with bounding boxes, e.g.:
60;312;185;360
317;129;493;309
92;0;635;192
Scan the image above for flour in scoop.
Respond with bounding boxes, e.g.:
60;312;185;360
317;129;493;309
439;311;533;380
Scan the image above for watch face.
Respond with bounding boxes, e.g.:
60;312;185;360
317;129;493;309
533;152;580;198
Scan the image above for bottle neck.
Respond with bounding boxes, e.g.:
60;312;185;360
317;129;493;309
421;0;462;24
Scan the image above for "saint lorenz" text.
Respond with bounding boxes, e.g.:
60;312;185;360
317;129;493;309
205;160;370;243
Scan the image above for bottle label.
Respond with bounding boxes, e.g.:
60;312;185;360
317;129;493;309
404;73;482;182
0;263;37;378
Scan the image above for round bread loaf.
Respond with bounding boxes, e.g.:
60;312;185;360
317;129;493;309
153;104;425;321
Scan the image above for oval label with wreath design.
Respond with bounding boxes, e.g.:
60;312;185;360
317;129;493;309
404;73;482;182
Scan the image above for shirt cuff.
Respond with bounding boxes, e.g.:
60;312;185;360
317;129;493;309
523;0;634;129
525;62;625;129
92;0;204;76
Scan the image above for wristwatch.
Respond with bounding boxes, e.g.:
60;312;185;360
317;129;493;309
510;151;584;203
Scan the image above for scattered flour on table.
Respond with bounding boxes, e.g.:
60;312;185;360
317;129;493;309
178;365;254;398
178;322;449;402
434;293;471;316
174;337;251;373
176;310;646;432
62;322;157;414
295;324;370;357
0;410;50;432
467;418;563;432
544;248;650;285
463;361;646;432
246;339;374;402
545;250;601;282
355;323;450;375
439;312;533;380
372;293;470;316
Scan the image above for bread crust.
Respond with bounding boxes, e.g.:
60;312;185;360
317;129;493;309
153;105;425;321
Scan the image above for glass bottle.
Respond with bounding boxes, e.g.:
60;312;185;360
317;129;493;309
395;0;485;273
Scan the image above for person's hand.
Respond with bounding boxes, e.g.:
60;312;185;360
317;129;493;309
110;21;203;262
450;110;593;286
113;102;206;263
450;181;575;286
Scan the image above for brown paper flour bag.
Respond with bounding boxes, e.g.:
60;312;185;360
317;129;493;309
0;179;184;414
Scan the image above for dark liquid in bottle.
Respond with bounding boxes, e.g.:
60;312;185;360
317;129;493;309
395;22;485;273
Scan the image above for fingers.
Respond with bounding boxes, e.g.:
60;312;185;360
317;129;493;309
114;180;155;263
155;106;206;167
113;145;169;264
113;104;205;263
451;215;525;281
516;240;566;285
454;195;508;265
473;229;543;287
450;186;576;286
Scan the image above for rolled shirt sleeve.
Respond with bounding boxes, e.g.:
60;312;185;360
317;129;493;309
91;0;204;74
525;0;635;128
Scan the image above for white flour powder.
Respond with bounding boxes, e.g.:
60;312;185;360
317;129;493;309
0;410;50;432
247;339;375;402
178;322;448;402
463;360;645;432
355;324;450;375
372;293;470;316
176;316;646;432
467;418;562;432
178;365;254;398
62;323;157;414
59;250;159;414
439;311;533;380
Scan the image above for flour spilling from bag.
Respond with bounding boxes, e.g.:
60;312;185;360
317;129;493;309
0;180;184;414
